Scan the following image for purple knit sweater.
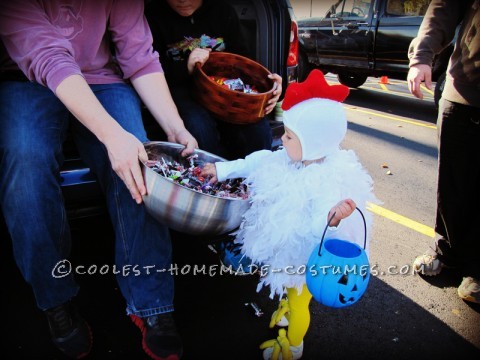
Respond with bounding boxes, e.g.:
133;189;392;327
0;0;163;92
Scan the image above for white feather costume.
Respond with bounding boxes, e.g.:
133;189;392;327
216;148;376;298
215;69;377;299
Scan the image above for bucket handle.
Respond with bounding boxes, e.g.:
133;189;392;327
317;207;367;256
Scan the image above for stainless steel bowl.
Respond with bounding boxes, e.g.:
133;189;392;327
141;141;251;236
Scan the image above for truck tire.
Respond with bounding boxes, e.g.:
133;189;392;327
337;73;368;88
434;72;446;108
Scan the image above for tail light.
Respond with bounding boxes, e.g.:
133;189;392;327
287;19;299;67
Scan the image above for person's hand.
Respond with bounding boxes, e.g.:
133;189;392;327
167;128;198;157
187;47;211;74
103;128;148;204
407;64;432;100
327;199;356;227
200;163;218;183
264;73;283;115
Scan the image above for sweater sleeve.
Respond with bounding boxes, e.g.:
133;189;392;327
215;150;274;182
109;0;162;80
0;1;82;90
408;0;462;67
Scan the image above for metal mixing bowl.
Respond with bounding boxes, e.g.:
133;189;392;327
141;141;251;236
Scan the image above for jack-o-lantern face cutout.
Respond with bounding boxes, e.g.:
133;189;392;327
337;273;368;305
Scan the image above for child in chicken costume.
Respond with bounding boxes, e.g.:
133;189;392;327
201;70;376;359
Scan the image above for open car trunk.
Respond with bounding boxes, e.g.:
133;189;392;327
60;0;297;219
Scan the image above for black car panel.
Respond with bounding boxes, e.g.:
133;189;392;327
298;0;453;97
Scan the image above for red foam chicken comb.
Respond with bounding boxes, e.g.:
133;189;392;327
281;69;350;111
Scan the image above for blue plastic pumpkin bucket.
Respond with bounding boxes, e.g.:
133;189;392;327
306;208;370;308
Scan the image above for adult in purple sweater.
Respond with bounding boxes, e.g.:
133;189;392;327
0;1;196;359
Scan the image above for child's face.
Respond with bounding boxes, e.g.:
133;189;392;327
281;127;302;162
166;0;203;17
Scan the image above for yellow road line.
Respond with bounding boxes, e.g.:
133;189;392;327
421;84;435;95
346;106;437;129
360;85;434;100
367;202;435;238
375;79;403;85
327;75;436;98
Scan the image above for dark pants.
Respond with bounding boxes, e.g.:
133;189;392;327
433;99;480;278
170;86;272;160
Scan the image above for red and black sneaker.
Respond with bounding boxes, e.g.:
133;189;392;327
130;312;183;360
44;301;92;359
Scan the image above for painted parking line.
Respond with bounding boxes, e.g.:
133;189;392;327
349;107;436;236
367;202;435;238
345;106;437;129
326;75;435;98
360;84;435;101
420;84;435;95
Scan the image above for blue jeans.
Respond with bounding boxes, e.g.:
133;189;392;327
0;81;174;316
170;86;272;159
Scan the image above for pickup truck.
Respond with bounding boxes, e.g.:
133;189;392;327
297;0;453;105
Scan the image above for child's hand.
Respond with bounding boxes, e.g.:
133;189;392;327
327;199;356;227
200;162;218;183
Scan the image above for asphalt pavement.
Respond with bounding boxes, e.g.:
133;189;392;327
2;211;480;360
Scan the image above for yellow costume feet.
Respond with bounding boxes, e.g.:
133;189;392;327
269;298;290;328
260;329;304;360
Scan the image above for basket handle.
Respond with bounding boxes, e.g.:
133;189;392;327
317;206;367;256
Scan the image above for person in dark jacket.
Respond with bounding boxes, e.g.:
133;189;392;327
145;0;282;160
408;0;480;304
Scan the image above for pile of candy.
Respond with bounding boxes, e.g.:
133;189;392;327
173;34;225;55
209;76;259;94
146;154;249;200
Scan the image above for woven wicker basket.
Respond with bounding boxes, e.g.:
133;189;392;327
193;52;275;124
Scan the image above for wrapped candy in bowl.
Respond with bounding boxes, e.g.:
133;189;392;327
141;141;251;236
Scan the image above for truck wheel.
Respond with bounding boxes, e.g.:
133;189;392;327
434;72;446;108
337;73;368;88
